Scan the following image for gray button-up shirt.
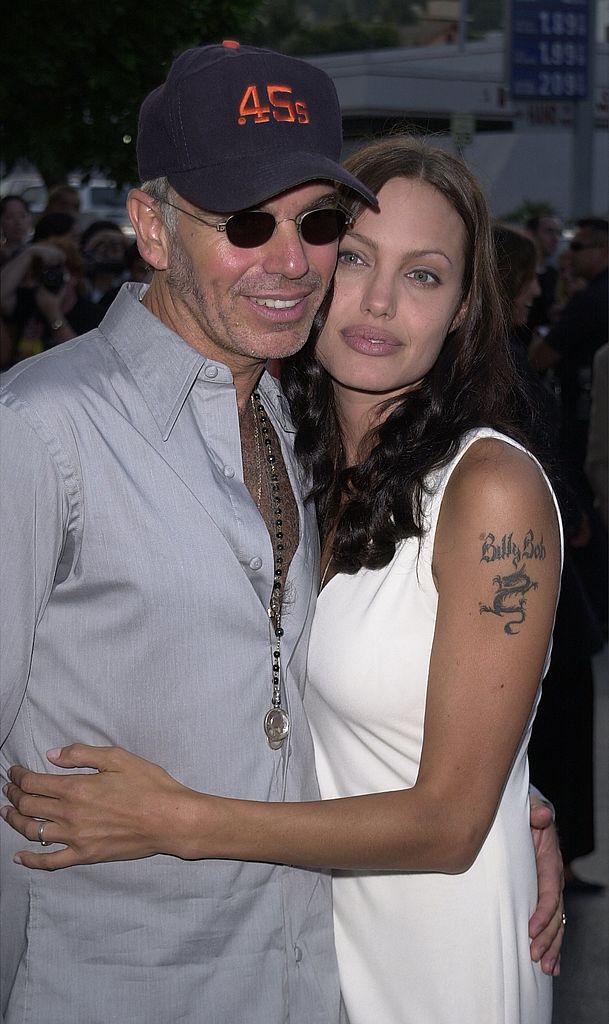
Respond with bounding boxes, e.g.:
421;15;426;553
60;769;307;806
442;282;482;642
0;283;340;1024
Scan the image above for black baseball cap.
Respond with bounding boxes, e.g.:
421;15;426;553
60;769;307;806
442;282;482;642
137;40;377;213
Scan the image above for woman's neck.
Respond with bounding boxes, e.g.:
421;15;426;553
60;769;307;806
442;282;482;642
333;385;387;465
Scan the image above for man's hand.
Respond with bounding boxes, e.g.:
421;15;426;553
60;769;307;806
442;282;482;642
529;796;565;976
1;744;199;870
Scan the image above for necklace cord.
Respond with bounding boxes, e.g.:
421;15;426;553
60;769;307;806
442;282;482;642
251;392;290;749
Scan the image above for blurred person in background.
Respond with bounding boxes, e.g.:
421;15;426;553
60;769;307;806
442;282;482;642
529;218;608;638
1;237;75;362
585;343;608;532
0;216;98;366
0;195;32;267
0;314;14;368
494;222;604;895
42;183;81;220
553;247;586;320
525;214;562;336
90;237;151;313
45;235;101;337
124;240;152;284
79;219;127;312
529;218;608;481
31;211;77;245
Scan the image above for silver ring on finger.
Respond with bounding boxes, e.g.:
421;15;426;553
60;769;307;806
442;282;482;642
561;912;567;927
37;820;50;847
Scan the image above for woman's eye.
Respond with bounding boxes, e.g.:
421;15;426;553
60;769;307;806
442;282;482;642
337;251;364;267
407;269;438;285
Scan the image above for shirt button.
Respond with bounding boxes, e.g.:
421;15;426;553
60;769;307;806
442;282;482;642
223;466;235;478
294;945;303;963
249;556;262;571
204;364;218;379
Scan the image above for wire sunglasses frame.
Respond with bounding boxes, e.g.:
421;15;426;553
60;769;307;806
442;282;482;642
159;199;353;249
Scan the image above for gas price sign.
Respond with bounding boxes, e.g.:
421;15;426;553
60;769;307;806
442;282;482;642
509;1;590;100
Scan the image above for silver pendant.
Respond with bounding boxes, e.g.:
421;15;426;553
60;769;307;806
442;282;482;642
264;707;290;750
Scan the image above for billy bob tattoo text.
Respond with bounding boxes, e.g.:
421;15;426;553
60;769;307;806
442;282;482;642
479;530;545;635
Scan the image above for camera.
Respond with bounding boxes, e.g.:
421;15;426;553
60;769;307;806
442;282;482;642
40;265;67;293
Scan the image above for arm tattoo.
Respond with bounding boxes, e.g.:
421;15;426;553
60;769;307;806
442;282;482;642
479;530;545;635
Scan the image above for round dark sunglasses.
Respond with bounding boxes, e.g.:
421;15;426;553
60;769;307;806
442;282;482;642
161;200;352;248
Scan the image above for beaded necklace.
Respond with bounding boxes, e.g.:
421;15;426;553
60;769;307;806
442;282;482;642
251;391;290;750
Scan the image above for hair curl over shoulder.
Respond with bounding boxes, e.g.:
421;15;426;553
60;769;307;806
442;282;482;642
283;135;533;573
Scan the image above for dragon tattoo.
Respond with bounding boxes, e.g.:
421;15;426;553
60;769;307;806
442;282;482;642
480;564;538;635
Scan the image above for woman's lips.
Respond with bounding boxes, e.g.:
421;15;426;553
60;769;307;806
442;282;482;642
341;325;401;356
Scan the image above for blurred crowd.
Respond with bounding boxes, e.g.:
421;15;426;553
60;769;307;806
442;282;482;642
1;177;607;891
0;186;151;367
491;213;607;894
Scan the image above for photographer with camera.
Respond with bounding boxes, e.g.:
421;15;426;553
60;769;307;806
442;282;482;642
0;223;100;367
79;219;128;313
0;240;75;364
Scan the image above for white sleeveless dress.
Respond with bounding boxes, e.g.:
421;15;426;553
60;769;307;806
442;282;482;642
306;430;559;1024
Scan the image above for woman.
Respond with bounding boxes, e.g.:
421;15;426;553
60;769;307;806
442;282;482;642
0;195;32;267
285;143;561;1023
2;138;563;1022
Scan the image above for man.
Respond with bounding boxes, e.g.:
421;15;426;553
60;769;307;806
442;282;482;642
530;218;608;452
529;217;608;669
79;220;128;309
529;219;608;511
525;213;562;333
1;42;562;1024
0;40;371;1024
586;342;608;529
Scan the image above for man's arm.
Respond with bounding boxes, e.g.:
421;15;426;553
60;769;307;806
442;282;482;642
0;243;64;318
529;287;588;372
529;793;565;975
0;400;66;744
528;335;561;372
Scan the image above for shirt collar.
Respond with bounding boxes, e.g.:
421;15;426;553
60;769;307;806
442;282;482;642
99;282;294;439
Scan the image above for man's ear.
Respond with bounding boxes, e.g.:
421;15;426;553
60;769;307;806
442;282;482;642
127;189;170;271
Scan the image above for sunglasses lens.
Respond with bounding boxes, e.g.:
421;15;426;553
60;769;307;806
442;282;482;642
225;212;276;248
223;208;349;248
300;208;349;245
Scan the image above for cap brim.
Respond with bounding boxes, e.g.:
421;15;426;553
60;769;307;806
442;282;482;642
168;152;377;213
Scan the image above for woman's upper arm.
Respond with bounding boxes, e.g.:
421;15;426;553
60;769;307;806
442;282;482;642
417;439;562;863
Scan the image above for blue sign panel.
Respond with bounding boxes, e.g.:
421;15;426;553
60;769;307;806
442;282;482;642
510;1;589;100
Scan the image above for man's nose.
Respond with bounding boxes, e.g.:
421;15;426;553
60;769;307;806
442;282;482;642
261;220;310;279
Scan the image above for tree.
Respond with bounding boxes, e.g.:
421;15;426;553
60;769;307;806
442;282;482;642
469;0;503;37
297;0;416;24
243;0;415;54
286;20;401;55
0;1;258;187
499;199;560;224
